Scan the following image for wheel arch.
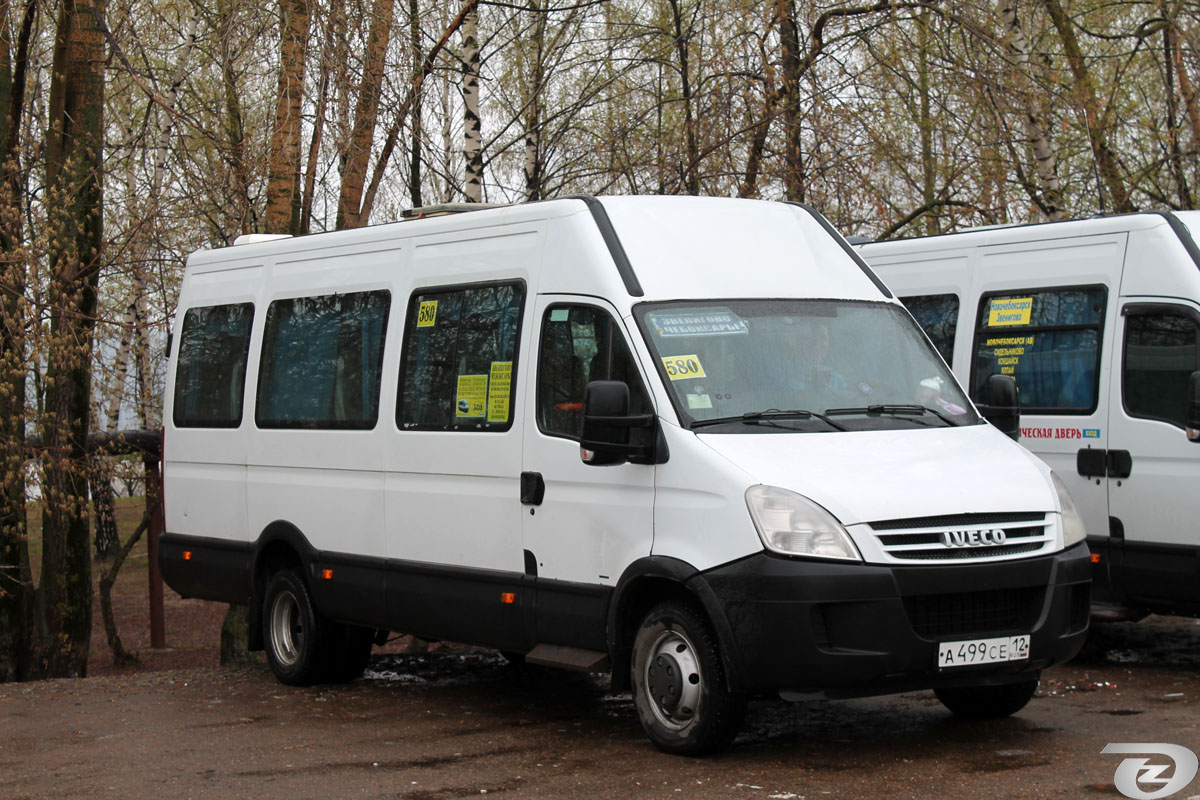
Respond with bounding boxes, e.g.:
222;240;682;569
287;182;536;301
607;556;745;693
248;521;319;651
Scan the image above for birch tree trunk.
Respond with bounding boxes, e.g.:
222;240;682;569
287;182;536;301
1038;0;1131;212
997;0;1066;220
462;2;482;202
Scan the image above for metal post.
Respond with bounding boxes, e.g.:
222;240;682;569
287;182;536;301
144;454;165;649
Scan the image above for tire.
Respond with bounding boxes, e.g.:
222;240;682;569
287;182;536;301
935;678;1039;719
262;568;333;686
631;601;746;756
326;624;374;683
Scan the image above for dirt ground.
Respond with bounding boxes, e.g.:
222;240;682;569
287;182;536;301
4;510;1200;799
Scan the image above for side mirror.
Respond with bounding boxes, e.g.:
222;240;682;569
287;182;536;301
1187;371;1200;442
978;374;1020;441
579;380;657;466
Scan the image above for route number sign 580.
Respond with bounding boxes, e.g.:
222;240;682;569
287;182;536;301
661;355;706;381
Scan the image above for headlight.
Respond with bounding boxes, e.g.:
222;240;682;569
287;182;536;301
745;485;861;561
1051;472;1087;548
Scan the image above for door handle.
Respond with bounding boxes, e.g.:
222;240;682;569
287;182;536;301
520;471;545;505
1077;448;1107;478
1107;450;1132;479
1076;448;1132;479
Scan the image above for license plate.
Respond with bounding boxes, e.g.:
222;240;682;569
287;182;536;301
938;635;1030;669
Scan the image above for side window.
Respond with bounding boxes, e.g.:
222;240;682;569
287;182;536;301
971;286;1106;413
537;305;652;440
397;282;524;431
256;290;390;429
173;303;254;428
901;294;958;366
1124;308;1200;428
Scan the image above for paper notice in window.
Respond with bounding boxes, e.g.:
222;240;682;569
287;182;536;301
987;297;1033;327
456;374;488;418
487;361;512;423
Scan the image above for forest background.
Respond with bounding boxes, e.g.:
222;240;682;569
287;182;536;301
0;0;1196;680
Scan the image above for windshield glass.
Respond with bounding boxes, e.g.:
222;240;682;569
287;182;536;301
634;300;980;432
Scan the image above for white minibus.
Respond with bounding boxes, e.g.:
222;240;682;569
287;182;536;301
860;212;1200;622
160;196;1089;754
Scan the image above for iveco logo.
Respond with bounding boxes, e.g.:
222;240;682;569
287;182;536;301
943;528;1008;547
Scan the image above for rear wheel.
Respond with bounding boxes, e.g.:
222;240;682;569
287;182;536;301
631;601;746;756
262;568;332;685
935;678;1039;718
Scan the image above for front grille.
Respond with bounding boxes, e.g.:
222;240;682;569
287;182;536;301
870;512;1046;531
904;586;1045;639
869;513;1053;562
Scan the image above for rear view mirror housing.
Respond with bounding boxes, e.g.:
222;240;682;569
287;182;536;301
978;374;1020;441
579;380;659;466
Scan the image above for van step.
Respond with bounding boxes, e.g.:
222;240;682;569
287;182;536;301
525;644;610;672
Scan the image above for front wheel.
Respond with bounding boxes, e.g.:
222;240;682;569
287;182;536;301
631;601;746;756
262;568;332;686
935;678;1039;718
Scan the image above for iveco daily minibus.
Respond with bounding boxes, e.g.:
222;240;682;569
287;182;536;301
160;196;1090;755
860;212;1200;622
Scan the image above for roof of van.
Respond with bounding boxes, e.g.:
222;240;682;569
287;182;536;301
184;196;891;305
857;210;1200;270
861;210;1187;249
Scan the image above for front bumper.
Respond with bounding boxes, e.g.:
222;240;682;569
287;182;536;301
696;543;1091;695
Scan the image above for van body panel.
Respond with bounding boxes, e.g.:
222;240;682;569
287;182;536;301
521;294;655;586
696;425;1055;527
649;422;762;572
862;211;1200;616
600;196;882;302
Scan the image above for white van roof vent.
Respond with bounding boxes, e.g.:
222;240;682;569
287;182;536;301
232;233;292;246
401;202;506;219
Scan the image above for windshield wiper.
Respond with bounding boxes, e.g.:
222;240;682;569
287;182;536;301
823;404;958;426
691;408;847;431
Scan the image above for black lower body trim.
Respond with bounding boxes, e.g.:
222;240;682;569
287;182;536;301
159;532;611;655
698;543;1092;695
159;533;253;604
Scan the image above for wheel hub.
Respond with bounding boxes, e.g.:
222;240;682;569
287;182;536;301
642;629;703;730
647;653;684;712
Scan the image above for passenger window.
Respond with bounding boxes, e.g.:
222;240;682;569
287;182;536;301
256;291;391;429
397;282;524;431
1124;308;1200;428
971;287;1106;413
901;294;958;366
537;305;652;440
173;303;254;428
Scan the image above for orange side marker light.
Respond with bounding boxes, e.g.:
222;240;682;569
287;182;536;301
1090;553;1101;563
322;569;334;580
500;592;516;605
183;551;192;561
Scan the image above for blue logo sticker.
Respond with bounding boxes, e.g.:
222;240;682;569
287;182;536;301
1083;429;1101;438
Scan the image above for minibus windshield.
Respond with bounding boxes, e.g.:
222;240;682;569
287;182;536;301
635;300;980;432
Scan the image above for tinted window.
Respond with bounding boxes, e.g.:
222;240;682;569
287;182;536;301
173;303;254;428
972;287;1106;413
256;291;390;429
901;294;958;366
537;305;652;439
398;283;524;431
1124;308;1200;427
